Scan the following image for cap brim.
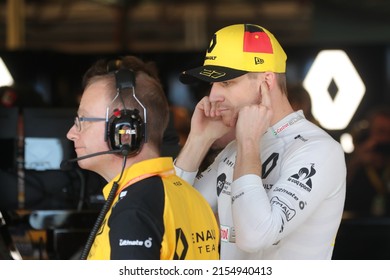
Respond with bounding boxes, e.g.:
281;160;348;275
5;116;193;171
179;66;247;84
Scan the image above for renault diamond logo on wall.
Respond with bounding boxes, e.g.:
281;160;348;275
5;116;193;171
0;57;14;87
303;50;365;130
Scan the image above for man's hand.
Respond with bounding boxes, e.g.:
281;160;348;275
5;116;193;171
175;96;231;173
235;82;273;145
190;95;231;142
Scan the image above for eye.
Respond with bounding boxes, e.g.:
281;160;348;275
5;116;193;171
221;81;231;87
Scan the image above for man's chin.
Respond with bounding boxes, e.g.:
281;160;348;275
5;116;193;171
223;117;237;128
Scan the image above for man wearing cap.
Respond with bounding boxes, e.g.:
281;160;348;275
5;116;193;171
174;24;346;260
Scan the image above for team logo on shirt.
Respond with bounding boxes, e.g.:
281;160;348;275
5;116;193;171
220;225;236;243
192;229;218;254
294;134;308;142
174;228;188;260
270;196;296;222
174;228;217;259
287;164;316;192
273;187;300;201
262;152;279;178
216;173;227;196
119;237;153;248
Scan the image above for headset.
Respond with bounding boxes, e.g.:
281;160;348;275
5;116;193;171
105;61;147;157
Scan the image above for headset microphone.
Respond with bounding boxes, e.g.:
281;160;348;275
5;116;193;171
60;148;129;170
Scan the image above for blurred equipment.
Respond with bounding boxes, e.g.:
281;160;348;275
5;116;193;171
0;211;22;260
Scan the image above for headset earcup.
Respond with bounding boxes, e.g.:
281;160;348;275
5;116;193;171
107;109;144;156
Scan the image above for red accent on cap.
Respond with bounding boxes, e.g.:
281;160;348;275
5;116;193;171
243;31;273;54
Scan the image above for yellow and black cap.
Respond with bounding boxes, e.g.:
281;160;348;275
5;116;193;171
180;23;287;84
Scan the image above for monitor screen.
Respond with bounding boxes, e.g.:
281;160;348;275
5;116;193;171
24;137;70;171
0;107;106;211
23;107;76;170
16;107;83;211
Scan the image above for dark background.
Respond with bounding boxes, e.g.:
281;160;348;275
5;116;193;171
1;0;390;260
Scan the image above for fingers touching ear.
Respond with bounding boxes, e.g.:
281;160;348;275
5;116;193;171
260;81;271;108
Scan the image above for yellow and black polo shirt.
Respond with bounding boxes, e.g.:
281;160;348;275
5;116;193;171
87;157;219;260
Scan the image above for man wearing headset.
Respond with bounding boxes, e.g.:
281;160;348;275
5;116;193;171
174;24;346;259
66;55;219;260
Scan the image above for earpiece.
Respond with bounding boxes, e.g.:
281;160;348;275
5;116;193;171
107;107;144;156
106;65;146;157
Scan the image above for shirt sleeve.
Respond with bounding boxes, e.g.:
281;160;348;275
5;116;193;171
108;208;163;260
175;152;224;214
230;140;346;252
174;164;198;185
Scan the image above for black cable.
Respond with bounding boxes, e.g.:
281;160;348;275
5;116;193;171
75;168;86;211
79;155;127;260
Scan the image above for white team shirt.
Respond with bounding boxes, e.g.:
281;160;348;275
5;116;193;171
175;111;346;259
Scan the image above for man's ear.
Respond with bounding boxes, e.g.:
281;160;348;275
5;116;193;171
263;72;276;90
